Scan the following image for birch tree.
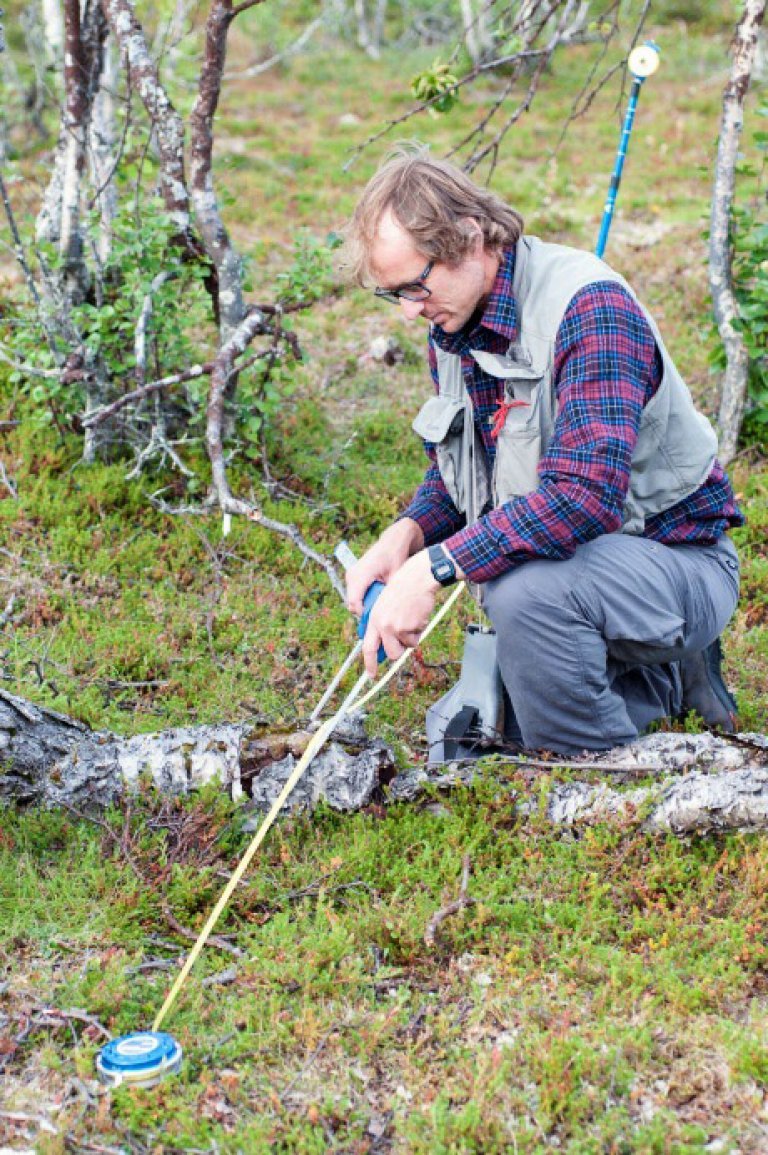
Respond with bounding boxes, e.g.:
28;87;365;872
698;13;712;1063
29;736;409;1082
709;0;767;465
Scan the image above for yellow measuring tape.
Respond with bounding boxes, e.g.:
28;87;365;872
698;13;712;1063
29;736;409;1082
152;582;465;1031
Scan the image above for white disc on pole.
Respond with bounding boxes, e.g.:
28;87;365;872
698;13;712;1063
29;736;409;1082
628;43;660;79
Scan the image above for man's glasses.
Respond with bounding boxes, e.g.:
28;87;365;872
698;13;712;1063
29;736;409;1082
374;260;434;305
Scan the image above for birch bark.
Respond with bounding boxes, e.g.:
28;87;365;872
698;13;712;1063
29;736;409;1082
36;0;106;305
189;0;247;342
3;686;767;835
710;0;767;464
100;0;192;238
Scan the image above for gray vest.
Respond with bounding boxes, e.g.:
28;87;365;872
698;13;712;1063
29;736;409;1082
412;236;718;534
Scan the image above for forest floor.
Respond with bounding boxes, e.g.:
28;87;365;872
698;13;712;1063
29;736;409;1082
1;9;767;1153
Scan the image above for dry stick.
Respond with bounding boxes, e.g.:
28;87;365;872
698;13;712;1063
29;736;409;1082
82;351;264;428
151;583;466;1032
205;310;348;601
465;0;580;176
135;271;176;386
343;45;550;170
424;854;473;946
0;594;16;630
0;460;17;499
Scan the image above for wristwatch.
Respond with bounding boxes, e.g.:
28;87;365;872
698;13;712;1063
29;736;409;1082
428;544;457;587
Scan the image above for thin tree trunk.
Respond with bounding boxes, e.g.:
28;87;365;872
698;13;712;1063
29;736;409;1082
89;35;118;266
35;0;103;305
189;0;247;343
42;0;65;69
100;0;193;240
710;0;767;465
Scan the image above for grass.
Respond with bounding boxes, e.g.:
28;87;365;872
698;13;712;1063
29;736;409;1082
1;7;767;1153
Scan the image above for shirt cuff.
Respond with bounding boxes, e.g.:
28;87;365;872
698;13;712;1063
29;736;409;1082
444;519;515;583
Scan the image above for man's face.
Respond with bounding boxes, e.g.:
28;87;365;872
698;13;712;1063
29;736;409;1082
369;210;498;334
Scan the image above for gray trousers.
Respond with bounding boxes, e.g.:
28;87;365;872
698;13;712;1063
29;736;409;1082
482;534;740;754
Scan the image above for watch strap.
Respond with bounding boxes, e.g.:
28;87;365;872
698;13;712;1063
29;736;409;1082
428;544;457;587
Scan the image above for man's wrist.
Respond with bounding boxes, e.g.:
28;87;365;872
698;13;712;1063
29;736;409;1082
391;516;425;555
428;543;463;587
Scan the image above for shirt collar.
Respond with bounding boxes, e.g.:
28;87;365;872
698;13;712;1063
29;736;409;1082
431;244;518;354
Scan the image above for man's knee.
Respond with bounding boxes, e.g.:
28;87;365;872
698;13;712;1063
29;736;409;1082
483;559;586;650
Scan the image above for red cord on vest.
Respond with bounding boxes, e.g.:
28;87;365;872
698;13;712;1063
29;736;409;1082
490;398;529;440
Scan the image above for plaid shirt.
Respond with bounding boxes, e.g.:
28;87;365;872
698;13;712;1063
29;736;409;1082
400;245;744;583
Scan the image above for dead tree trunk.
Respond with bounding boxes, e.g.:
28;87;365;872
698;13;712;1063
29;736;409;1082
710;0;767;465
0;689;394;814
2;688;767;835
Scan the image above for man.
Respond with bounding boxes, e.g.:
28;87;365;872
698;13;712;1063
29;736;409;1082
343;146;743;756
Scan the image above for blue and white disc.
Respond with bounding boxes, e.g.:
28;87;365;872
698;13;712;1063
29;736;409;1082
96;1031;183;1088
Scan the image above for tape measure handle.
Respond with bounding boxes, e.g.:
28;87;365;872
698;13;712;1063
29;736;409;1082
358;581;386;664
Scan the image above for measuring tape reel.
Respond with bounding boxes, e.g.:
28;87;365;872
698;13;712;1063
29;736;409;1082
96;1031;183;1089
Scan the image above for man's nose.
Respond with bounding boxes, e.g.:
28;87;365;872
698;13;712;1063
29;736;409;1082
399;297;425;321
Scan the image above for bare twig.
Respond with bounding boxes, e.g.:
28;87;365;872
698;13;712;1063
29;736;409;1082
82;352;268;428
0;342;60;379
230;0;269;18
135;271;176;385
225;15;324;79
0;594;16;628
424;854;473;946
0;458;17;498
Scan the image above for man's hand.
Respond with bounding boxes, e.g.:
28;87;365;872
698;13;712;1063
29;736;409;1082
345;518;424;615
362;549;439;676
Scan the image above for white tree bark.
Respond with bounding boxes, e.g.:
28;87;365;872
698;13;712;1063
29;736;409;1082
42;0;65;69
390;732;768;834
88;36;118;265
710;0;767;464
101;0;192;238
4;686;767;836
0;689;393;813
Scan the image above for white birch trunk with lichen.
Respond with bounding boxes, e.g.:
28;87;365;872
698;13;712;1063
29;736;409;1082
89;38;118;266
710;0;767;464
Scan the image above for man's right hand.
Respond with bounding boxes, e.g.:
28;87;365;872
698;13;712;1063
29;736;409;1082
345;518;425;616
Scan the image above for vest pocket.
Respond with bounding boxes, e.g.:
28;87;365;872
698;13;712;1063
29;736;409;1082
492;376;545;502
412;395;467;512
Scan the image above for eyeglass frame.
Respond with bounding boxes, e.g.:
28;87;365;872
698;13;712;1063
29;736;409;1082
373;260;434;304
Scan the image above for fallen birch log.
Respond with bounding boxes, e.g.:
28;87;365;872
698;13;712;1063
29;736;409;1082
0;688;394;813
1;688;767;834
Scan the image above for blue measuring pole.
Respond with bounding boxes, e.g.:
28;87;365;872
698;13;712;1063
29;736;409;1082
596;42;660;259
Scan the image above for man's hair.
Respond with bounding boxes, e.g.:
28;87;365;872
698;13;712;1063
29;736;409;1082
343;143;524;286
